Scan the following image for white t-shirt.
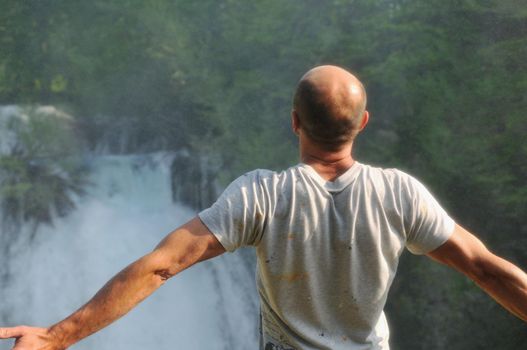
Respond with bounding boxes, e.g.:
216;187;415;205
199;162;455;350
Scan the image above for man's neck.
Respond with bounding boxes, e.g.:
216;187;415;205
300;142;355;182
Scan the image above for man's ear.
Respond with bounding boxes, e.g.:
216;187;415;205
359;110;369;131
291;110;301;135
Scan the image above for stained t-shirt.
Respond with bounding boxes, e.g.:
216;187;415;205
199;162;455;349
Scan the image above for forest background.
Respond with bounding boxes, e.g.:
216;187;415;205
0;0;526;349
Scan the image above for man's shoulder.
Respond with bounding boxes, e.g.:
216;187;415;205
233;169;278;186
223;168;278;192
359;163;435;203
358;162;414;183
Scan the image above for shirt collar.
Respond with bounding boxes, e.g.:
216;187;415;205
298;161;362;193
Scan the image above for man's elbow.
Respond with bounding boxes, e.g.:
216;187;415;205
136;252;181;286
153;268;175;283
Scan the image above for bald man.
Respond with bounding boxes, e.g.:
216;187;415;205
1;65;526;349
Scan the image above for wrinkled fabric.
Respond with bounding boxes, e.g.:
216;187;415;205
199;162;454;349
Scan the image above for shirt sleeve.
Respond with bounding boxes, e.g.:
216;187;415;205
403;174;455;255
198;170;268;252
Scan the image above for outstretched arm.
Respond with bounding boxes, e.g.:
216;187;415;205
427;224;527;322
0;216;225;349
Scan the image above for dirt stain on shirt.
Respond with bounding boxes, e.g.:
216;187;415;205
277;272;308;282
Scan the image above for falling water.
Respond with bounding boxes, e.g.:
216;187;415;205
0;152;259;349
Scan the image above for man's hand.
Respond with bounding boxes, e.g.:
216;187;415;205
0;326;62;350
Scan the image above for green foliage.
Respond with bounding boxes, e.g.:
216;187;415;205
0;107;88;232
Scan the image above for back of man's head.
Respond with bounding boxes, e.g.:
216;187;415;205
293;65;367;150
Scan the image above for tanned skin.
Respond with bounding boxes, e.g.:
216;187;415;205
1;65;526;349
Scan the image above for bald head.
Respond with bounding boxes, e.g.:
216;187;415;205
293;65;367;150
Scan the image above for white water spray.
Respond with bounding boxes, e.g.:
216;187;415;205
0;153;259;349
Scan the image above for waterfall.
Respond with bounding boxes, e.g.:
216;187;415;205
0;152;259;349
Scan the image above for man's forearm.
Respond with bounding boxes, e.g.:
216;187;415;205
428;224;527;323
48;253;168;348
471;254;527;322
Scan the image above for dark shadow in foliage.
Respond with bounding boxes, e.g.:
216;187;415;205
0;107;89;240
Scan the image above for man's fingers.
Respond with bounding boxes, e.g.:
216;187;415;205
0;326;26;339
